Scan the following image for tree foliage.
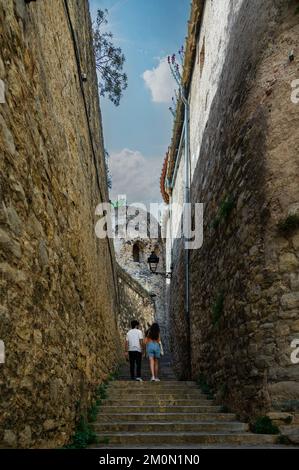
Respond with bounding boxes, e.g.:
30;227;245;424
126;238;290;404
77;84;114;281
105;149;112;189
93;9;128;106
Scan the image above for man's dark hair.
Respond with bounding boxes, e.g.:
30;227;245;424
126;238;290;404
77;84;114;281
131;320;139;329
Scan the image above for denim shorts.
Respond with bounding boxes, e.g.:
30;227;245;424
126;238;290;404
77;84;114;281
146;342;161;359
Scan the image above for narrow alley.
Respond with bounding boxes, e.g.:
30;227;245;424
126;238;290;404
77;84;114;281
0;0;299;458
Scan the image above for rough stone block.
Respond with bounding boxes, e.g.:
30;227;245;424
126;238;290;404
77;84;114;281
281;292;299;310
279;253;299;272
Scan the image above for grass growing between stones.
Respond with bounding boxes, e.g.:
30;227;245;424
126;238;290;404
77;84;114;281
197;374;214;399
219;196;235;220
64;417;98;449
283;415;293;425
251;416;280;435
277;435;291;445
212;292;225;325
63;367;120;448
220;405;231;413
211;196;235;230
277;214;299;235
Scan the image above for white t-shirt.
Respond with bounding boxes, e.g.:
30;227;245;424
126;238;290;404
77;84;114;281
126;328;143;352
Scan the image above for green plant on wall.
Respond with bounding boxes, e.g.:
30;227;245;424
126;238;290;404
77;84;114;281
283;415;293;425
251;416;280;435
277;435;291;445
220;404;231;413
197;374;214;399
219;196;235;220
212;291;225;325
211;217;220;230
219;383;229;399
211;195;235;230
88;402;100;423
63;366;119;448
64;417;98;449
277;214;299;235
96;383;108;401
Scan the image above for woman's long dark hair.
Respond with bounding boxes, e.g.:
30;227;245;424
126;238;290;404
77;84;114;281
148;323;160;341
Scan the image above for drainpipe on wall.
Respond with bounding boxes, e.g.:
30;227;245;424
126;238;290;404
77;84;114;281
182;91;191;379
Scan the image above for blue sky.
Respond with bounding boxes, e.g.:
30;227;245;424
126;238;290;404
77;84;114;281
89;0;190;205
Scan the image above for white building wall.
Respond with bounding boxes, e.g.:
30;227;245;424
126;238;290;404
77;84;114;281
189;0;244;181
168;0;245;260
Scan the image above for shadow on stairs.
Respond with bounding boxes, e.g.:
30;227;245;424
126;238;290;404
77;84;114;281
117;353;176;382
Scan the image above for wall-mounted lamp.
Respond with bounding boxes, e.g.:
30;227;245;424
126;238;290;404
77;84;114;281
147;251;172;279
147;251;159;274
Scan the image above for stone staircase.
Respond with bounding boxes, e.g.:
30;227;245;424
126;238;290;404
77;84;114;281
90;356;283;448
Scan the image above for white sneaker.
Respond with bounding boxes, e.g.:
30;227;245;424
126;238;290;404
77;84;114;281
150;377;156;382
135;377;143;382
154;378;160;382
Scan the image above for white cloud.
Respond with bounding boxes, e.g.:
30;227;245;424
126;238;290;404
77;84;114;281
108;148;163;207
142;58;176;103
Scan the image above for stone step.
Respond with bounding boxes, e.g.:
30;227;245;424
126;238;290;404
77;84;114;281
118;370;176;373
110;380;192;384
98;412;238;422
111;381;196;386
117;378;177;381
107;392;209;400
92;357;285;448
107;382;200;395
103;399;214;406
92;432;277;446
101;405;222;413
93;421;249;433
94;356;292;448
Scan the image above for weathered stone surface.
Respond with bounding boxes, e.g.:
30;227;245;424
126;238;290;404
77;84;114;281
279;425;299;445
0;0;121;449
117;265;155;339
18;426;32;447
290;273;299;290
43;420;57;432
38;240;48;267
5;206;23;236
0;228;21;258
292;233;299;251
0;115;15;154
279;253;299;272
269;381;299;401
281;293;299;310
267;412;293;424
3;430;17;448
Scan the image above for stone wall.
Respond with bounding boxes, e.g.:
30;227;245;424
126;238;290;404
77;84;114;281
0;0;121;448
117;264;155;341
168;0;299;417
